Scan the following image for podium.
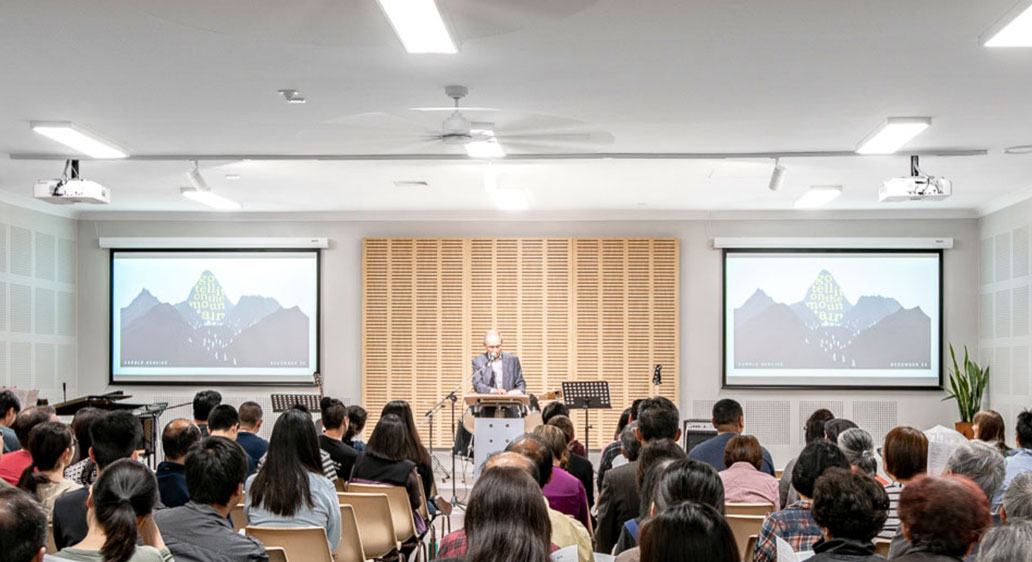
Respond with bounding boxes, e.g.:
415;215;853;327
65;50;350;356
464;394;530;471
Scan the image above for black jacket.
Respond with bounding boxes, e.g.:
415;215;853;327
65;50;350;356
566;453;595;509
594;461;640;554
51;486;89;550
809;538;885;562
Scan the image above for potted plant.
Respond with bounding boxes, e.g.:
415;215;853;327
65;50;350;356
942;344;990;439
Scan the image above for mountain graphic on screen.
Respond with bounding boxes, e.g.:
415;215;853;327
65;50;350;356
120;271;310;369
733;270;930;369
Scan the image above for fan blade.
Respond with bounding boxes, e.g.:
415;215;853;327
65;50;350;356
410;106;500;112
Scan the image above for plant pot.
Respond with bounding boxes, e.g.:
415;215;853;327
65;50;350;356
955;421;974;439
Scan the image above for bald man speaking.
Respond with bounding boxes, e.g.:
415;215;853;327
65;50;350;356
471;330;525;396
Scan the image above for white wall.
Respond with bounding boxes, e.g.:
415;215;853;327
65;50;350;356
76;215;979;463
978;197;1032;425
0;200;77;403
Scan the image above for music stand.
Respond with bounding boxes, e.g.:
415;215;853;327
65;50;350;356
561;381;611;453
270;393;321;412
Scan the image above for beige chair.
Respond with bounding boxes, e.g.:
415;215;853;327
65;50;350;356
266;546;289;562
336;504;368;562
775;469;784;480
725;502;775;517
245;526;334;562
745;536;757;561
873;538;891;557
46;524;57;554
340;492;401;560
230;503;247;531
726;515;765;561
346;483;419;543
335;478;348;493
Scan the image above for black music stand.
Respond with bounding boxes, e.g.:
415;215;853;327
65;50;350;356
270;393;321;412
561;381;611;453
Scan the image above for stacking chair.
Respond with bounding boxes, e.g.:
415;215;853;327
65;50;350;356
725;502;775;517
726;515;766;560
245;526;334;562
230;503;248;531
47;524;57;554
335;478;348;493
346;483;420;544
745;536;757;561
340;492;402;561
335;504;368;562
265;547;289;562
873;538;892;557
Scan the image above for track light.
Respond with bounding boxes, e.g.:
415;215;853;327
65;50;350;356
31;121;128;159
180;162;241;211
768;158;786;191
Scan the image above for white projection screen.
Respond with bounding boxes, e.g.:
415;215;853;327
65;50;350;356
111;249;319;384
723;249;942;389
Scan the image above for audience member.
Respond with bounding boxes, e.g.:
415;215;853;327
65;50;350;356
754;440;850;562
809;468;889;561
620;421;642;465
972;410;1010;456
505;436;593;562
880;426;928;542
688;399;774;476
1001;471;1032;521
995;409;1032;510
824;418;859;443
65;407;104;486
944;440;1005;509
532;424;591;531
207;404;240;440
542;401;571;424
380;400;436;506
156;436;268;562
0;407;53;485
547;414;595;508
344;405;368;451
54;458;171;562
596;397;680;554
236;401;268;475
192;390;222;436
0;389;21;453
893;475;991;562
319;397;358;481
156;419;201;508
598;407;634;491
0;486;49;562
245;408;341;552
350;412;426;536
254;406;338;482
837;428;880;479
780;408;835;508
974;519;1032;562
720;434;780;509
638;502;740;562
53;410;144;550
441;463;553;562
17;421;81;520
614;456;680;557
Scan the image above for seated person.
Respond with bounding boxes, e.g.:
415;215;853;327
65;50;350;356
0;390;21;454
719;434;780;509
155;419;201;509
975;519;1032;562
598;407;634;491
0;486;49;562
880;426;929;548
350;413;426;535
319;397;358;481
0;407;52;485
781;409;835;508
192;390;222;436
207;404;240;440
235;402;268;476
531;425;591;532
64;407;104;486
54;458;173;562
547;415;595;508
253;405;338;483
344;405;367;451
754;440;850;562
156;436;268;562
613;438;687;555
944;440;1005;507
688;399;774;475
893;475;991;562
1001;471;1032;521
17;421;81;520
809;468;889;561
245;409;340;552
543;404;586;457
638;502;738;562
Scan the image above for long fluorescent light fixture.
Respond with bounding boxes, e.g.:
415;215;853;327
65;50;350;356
794;185;842;209
465;138;506;159
181;187;242;211
376;0;457;54
983;0;1032;46
855;117;931;155
31;121;128;159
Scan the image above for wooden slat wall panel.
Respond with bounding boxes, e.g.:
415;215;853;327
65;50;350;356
363;237;678;448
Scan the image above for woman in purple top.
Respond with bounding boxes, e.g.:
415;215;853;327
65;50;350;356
533;425;591;532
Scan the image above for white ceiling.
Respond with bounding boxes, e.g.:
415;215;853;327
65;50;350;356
2;0;1032;215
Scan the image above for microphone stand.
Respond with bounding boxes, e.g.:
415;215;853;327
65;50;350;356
424;391;453;483
444;386;466;510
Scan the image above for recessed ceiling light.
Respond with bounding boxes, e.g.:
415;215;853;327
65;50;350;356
224;174;241;180
855;117;931;155
30;121;128;159
277;89;306;104
493;188;528;211
794;185;843;209
376;0;456;54
1004;144;1032;154
983;0;1032;47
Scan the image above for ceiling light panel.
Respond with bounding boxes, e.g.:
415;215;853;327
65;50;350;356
30;122;128;159
794;185;843;209
277;89;306;103
465;139;506;159
855;117;932;155
181;187;241;211
983;0;1032;46
377;0;457;54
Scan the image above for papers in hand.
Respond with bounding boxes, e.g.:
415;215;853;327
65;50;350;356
550;545;578;562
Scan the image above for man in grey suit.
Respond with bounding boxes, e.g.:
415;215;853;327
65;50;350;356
471;329;526;395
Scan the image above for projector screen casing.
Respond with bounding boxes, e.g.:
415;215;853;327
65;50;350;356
109;248;320;386
722;248;943;390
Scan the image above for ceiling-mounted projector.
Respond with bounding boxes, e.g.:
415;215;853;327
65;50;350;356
33;160;110;204
879;155;951;202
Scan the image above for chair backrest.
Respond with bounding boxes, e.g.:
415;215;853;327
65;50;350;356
745;536;757;562
245;526;334;562
266;546;289;562
726;515;765;561
230;503;247;531
335;504;368;562
335;478;348;493
346;482;417;542
340;492;398;558
873;538;891;557
725;502;775;517
46;523;57;554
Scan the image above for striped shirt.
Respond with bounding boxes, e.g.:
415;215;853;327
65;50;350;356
878;481;903;540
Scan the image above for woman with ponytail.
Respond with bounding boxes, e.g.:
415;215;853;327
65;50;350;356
17;421;81;520
54;458;171;562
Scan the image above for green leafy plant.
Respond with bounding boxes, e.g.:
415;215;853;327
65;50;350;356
942;344;990;423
